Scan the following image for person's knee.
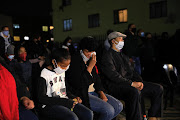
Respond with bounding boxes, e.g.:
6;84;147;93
83;109;93;120
101;105;115;118
155;84;164;95
130;87;141;98
159;84;164;93
117;100;123;113
66;114;79;120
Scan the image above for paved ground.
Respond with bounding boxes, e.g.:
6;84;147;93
117;106;180;120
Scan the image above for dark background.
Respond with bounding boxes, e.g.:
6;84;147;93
0;0;53;43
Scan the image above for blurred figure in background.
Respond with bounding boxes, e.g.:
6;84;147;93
123;24;142;75
62;36;75;55
0;26;14;59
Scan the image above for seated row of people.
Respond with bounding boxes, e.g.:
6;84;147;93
0;32;163;120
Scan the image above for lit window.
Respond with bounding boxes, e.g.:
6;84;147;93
88;14;100;28
50;26;54;30
150;1;167;19
13;24;20;29
63;19;72;31
14;36;20;41
114;9;128;24
42;26;48;32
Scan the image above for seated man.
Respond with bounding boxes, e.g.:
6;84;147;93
100;31;163;120
0;56;38;120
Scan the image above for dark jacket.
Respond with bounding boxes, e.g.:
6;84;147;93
9;59;32;87
66;52;104;108
0;56;30;101
0;36;5;58
101;48;143;92
123;31;140;57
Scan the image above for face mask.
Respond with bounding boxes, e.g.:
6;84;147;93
132;28;136;33
91;52;96;57
2;31;9;36
8;55;15;61
141;32;145;37
114;40;124;51
67;43;71;46
19;53;27;61
80;50;90;62
53;60;70;74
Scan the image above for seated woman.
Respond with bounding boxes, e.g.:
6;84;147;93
9;45;32;90
37;48;93;120
66;36;123;120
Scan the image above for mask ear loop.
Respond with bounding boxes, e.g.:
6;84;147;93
53;59;58;68
113;39;118;45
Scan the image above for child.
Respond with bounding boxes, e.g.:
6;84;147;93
37;48;93;120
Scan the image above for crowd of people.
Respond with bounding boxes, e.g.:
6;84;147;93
0;24;180;120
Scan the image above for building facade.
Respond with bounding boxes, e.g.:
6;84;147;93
52;0;180;42
0;14;13;35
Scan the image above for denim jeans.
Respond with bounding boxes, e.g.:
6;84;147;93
89;92;123;120
43;103;93;120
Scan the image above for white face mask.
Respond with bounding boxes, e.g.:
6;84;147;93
80;50;96;62
91;52;96;57
67;43;71;46
53;60;70;74
80;50;90;62
114;40;124;51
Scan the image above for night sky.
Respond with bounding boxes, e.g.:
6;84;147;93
0;0;51;16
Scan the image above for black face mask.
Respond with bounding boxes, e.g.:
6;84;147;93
132;28;137;33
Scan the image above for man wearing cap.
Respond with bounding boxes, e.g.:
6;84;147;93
100;31;163;120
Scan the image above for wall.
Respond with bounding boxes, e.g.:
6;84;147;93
52;0;180;42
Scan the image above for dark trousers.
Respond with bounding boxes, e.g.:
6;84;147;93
41;103;93;120
108;81;163;120
19;105;39;120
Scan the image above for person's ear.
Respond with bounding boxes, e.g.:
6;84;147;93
111;39;115;44
52;59;55;65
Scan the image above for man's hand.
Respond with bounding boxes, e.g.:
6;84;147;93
21;96;35;110
98;91;108;102
131;82;144;90
87;54;96;73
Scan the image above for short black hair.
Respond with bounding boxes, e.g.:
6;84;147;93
63;36;72;45
79;36;98;51
52;48;71;63
1;26;9;31
128;23;134;30
32;33;41;39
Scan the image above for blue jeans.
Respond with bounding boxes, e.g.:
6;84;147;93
89;92;123;120
44;103;93;120
19;105;39;120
